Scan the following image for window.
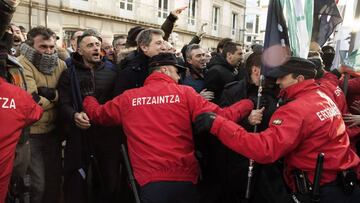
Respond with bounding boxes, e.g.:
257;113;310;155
212;6;220;31
120;0;133;11
158;0;169;19
232;13;238;36
246;15;255;32
188;0;197;25
247;36;252;42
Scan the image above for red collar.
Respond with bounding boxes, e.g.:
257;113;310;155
144;72;177;86
279;79;317;100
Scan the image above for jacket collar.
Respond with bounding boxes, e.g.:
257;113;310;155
144;72;177;86
208;54;235;71
279;79;317;101
71;52;104;70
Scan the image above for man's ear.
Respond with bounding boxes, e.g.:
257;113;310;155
297;75;305;82
159;66;168;74
140;45;148;53
226;52;232;61
78;48;83;56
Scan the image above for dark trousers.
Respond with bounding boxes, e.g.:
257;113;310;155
28;132;62;203
320;182;360;203
63;132;122;203
140;181;198;203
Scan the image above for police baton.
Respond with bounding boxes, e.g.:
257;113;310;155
311;153;324;203
121;144;141;203
243;74;265;202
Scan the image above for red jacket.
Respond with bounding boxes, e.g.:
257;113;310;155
0;78;43;202
318;73;360;150
210;79;360;191
83;72;253;186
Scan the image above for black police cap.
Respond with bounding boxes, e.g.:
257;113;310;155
267;56;316;78
149;53;187;73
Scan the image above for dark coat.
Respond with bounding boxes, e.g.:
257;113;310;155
113;50;149;96
204;54;239;104
58;52;117;171
202;76;290;203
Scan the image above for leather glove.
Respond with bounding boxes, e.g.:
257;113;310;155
31;92;40;103
80;80;95;98
194;112;217;135
37;87;56;101
249;95;267;108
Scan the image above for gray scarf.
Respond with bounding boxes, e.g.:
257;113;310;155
20;43;58;75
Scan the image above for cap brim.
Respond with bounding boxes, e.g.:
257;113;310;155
266;67;289;78
174;64;187;73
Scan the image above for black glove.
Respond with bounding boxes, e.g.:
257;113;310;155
194;112;217;135
249;95;267;108
80;80;95;98
37;87;56;101
0;51;7;78
330;69;341;79
31;92;41;103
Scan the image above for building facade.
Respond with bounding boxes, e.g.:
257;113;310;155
12;0;246;51
243;0;267;48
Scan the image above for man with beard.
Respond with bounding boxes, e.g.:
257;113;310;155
204;41;243;104
18;26;66;203
10;23;24;56
58;32;119;203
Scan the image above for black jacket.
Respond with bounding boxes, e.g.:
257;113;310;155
113;50;149;96
204;54;239;104
58;52;117;170
209;77;288;203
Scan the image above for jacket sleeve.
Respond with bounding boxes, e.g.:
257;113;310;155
321;71;340;87
83;95;124;126
0;0;15;39
185;86;253;122
57;70;77;124
204;67;223;96
113;67;132;96
210;105;303;164
188;35;201;45
161;12;178;41
22;63;53;110
22;91;43;126
342;77;360;94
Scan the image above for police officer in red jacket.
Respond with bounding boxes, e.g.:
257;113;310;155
0;77;43;202
195;57;360;203
82;53;259;203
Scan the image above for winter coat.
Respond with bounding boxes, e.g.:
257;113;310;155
18;55;66;134
113;50;149;96
58;52;117;171
204;54;239;104
210;79;360;191
83;72;254;186
0;78;43;201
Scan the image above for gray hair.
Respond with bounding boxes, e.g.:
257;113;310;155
185;44;202;60
136;28;164;48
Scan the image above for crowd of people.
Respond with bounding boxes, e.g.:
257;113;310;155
1;0;360;203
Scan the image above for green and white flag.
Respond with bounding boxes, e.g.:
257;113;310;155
280;0;314;58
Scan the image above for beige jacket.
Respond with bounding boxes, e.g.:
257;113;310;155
18;55;66;134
